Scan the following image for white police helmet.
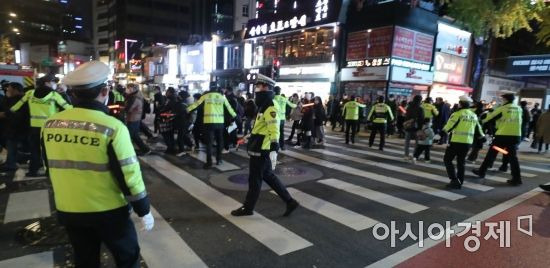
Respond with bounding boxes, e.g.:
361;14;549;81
63;61;110;90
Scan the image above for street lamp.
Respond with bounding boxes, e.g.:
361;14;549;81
12;28;19;32
9;12;17;18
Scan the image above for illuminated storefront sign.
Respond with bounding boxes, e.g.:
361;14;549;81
346;57;391;68
341;66;389;81
245;0;340;39
391;59;431;71
433;52;467;85
506;54;550;77
436;23;471;58
391;66;434;85
278;63;335;81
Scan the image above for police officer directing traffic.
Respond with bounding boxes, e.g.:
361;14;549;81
342;96;366;144
473;91;523;185
367;95;394;151
188;83;237;169
41;61;154;268
442;95;484;189
231;74;299;217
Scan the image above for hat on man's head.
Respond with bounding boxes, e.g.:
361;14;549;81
255;74;275;87
459;95;473;103
63;61;110;90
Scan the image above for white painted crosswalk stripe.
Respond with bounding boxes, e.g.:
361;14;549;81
131;206;207;268
278;188;379;231
310;149;464;200
318;179;428;214
140;155;313;256
188;151;240;171
0;251;53;268
3;190;51;223
382;139;548;174
324;135;511;183
320;144;493;192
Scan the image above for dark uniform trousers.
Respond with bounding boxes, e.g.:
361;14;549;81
65;218;140;268
345;120;358;143
368;123;387;149
29;127;44;173
244;154;292;210
279;121;286;149
444;143;471;184
204;124;224;164
479;136;521;181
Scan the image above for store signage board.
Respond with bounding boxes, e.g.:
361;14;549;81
279;63;335;81
341;66;389;81
392;26;434;64
346;57;391;68
245;0;340;39
506;54;550;77
433;52;467;85
480;75;525;103
346;26;393;61
436;23;471;58
391;66;434;85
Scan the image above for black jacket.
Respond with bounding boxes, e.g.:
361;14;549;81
1;95;30;138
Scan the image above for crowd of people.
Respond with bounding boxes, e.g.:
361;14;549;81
1;61;550;267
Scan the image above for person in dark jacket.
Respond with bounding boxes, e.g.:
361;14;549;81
520;101;531;141
159;87;178;154
313;96;327;144
528;103;541;141
396;100;407;138
192;93;204;150
243;93;257;136
224;87;240;152
403;95;425;160
434;97;451;144
300;93;315;149
174;91;196;153
153;86;165;134
0;82;30;173
386;94;398;136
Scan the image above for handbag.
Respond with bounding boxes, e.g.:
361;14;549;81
403;119;417;131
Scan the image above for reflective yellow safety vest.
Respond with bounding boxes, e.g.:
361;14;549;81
42;106;146;213
421;103;439;119
342;101;366;120
367;103;394;124
11;90;73;128
113;90;125;103
443;108;484;144
187;92;236;124
483;103;522;137
248;104;279;155
273;95;296;121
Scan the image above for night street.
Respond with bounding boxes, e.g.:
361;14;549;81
1;126;549;267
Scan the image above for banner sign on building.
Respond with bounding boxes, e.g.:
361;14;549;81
433;52;467;85
392;26;434;64
391;66;434;85
436;23;471;58
506;55;550;77
245;0;341;39
340;66;389;81
346;26;393;61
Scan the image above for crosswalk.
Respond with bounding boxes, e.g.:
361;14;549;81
0;125;547;267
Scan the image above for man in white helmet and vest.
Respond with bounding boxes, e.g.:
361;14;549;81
41;61;154;267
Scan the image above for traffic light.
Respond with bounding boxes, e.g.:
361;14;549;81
55;57;63;65
272;58;281;79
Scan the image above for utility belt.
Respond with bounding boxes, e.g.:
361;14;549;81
247;133;267;156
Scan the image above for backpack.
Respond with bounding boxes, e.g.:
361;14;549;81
143;99;151;114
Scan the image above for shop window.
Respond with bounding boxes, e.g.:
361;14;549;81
242;4;249;17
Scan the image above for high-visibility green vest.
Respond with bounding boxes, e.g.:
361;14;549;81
421;103;439;119
11;90;73;128
187;92;236;124
248;104;280;155
113;90;125;103
443;108;484;144
42;107;146;213
273;95;296;121
483;103;522;136
367;103;394;124
342;101;366;120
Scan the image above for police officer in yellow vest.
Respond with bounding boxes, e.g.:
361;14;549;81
42;61;154;268
367;96;394;151
473;91;523;185
273;86;296;150
188;83;236;169
342;96;366;144
10;74;72;177
231;74;299;217
421;97;439;121
442;95;485;189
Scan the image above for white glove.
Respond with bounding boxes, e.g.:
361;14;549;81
188;124;194;131
140;212;155;231
270;151;278;171
433;134;441;141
